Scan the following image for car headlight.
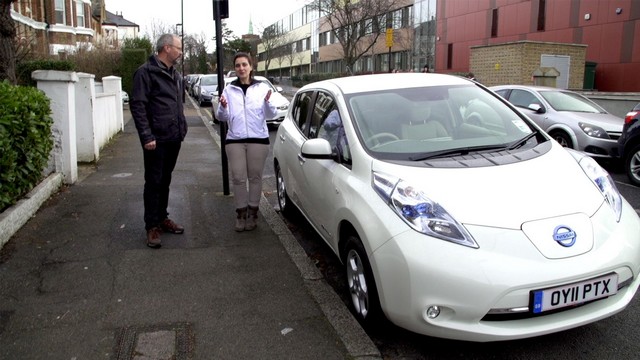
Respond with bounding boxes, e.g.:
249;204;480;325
579;122;610;139
578;155;622;221
278;104;289;110
372;172;478;248
201;89;207;95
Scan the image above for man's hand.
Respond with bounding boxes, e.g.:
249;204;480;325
144;140;156;150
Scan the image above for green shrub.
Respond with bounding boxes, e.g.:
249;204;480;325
16;60;75;87
120;48;148;97
0;81;54;212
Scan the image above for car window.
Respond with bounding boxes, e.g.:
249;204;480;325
508;89;541;109
292;91;313;136
310;92;334;139
540;91;606;113
314;93;351;164
200;76;217;86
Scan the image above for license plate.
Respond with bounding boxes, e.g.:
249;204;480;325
531;273;618;314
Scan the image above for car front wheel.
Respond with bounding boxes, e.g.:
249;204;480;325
625;143;640;186
549;130;573;148
343;235;382;325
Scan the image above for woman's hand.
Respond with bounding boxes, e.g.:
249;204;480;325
265;90;272;102
219;95;227;108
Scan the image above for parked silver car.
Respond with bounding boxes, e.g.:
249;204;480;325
490;85;623;159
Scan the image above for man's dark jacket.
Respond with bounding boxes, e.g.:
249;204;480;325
131;55;187;146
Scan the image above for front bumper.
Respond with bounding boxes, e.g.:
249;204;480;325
369;200;640;342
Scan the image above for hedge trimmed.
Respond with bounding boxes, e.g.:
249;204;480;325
0;81;54;212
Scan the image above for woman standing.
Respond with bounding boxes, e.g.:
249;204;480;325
216;52;277;231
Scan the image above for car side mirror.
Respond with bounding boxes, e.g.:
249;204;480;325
528;104;545;114
276;86;284;93
301;138;333;160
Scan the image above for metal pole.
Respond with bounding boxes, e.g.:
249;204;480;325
181;0;185;102
214;0;230;195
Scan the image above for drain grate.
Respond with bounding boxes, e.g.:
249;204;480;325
113;322;194;360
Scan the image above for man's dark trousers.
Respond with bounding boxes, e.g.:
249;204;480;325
143;141;181;230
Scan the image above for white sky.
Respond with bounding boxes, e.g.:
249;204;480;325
105;0;310;50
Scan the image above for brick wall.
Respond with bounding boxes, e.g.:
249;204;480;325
470;41;586;89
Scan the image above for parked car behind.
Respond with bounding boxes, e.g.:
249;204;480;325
490;85;623;159
617;102;640;186
194;74;218;106
273;73;640;342
212;76;289;125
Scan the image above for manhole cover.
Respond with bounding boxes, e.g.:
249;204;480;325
113;323;193;360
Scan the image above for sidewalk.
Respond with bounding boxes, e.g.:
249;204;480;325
0;99;380;359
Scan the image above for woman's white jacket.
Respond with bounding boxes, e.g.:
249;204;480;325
215;80;277;140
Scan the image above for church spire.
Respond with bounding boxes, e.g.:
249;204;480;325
248;14;253;35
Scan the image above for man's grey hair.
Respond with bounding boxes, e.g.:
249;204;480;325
156;34;176;53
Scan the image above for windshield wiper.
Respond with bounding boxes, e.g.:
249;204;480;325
507;130;539;150
409;145;508;161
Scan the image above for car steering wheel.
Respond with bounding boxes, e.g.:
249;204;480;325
366;132;400;147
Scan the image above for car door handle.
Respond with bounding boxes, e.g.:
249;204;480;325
279;134;286;142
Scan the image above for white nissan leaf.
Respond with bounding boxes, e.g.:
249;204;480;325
273;73;640;342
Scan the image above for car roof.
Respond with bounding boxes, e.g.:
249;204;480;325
299;73;471;95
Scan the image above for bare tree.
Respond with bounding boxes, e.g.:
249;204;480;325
145;19;175;44
308;0;402;73
0;0;17;84
258;24;288;78
183;33;208;74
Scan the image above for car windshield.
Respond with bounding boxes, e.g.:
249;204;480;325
346;84;537;160
539;90;606;113
200;76;218;86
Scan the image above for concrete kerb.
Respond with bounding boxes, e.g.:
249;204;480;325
193;99;383;359
0;173;64;250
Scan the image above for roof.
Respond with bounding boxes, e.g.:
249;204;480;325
302;73;472;95
103;10;139;27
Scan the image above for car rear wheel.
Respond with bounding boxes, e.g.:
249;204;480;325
275;163;293;216
343;235;382;325
549;130;573;148
625;143;640;186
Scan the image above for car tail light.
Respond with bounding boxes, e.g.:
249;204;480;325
624;111;639;125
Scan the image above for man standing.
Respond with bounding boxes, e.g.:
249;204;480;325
130;34;187;248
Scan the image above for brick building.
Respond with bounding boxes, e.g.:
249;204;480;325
437;0;640;91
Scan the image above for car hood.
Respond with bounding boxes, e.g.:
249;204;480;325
201;85;217;93
270;92;289;107
371;145;605;230
556;111;624;131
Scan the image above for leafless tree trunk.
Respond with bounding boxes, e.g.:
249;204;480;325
0;0;17;84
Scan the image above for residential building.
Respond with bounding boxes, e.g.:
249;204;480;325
10;0;138;56
102;10;139;48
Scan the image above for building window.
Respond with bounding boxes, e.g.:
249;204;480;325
392;9;402;29
537;0;546;31
447;43;453;69
491;8;498;37
75;1;85;28
55;0;65;24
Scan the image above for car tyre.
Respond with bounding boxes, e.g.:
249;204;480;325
549;130;573;148
275;162;293;216
625;143;640;186
343;235;382;325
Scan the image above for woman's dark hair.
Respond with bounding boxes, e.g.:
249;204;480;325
233;52;254;79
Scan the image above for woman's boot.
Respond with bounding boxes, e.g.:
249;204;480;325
245;205;259;231
235;207;247;232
